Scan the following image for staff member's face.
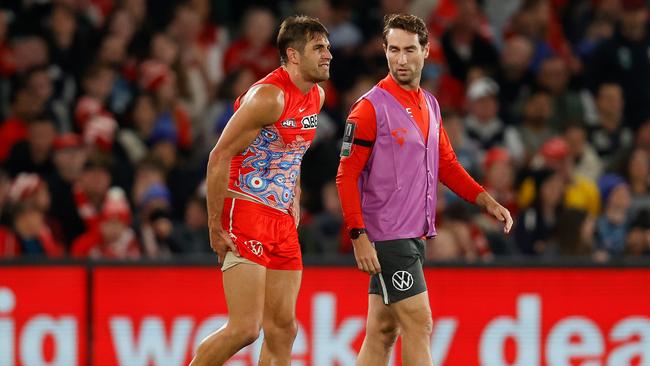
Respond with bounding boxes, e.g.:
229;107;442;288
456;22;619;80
384;28;429;88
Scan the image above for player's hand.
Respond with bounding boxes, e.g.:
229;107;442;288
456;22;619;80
486;201;513;234
352;235;381;275
209;227;240;263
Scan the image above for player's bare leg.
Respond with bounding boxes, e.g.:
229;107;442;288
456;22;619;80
356;294;400;366
258;269;302;365
391;292;434;366
190;263;266;366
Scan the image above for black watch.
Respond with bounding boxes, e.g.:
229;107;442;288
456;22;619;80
349;228;367;239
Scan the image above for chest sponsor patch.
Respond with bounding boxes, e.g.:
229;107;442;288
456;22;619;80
301;114;318;129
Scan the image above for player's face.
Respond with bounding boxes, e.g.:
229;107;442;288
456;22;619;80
384;28;429;88
299;33;332;83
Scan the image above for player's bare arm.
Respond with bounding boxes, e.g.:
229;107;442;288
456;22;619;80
206;84;284;262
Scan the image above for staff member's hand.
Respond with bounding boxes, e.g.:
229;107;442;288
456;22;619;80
209;227;240;263
352;234;381;275
476;192;513;234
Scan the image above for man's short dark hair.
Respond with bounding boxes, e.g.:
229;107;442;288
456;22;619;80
277;15;328;65
382;14;429;48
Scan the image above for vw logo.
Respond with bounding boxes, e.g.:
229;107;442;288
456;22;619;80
391;271;414;291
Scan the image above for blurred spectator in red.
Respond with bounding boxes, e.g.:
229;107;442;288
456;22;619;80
536;56;584;130
187;0;230;89
4;116;56;178
516;168;566;255
0;202;63;258
223;6;278;79
464;77;524;165
587;83;633;166
595;174;632;257
73;154;112;232
588;0;650;130
71;187;140;259
483;148;518;216
0;84;46;163
440;0;499;82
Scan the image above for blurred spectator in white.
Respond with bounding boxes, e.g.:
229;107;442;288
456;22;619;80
595;174;632;257
563;122;603;182
464;77;524;165
586;83;633;167
71;187;140;259
495;35;535;125
4;116;56;178
441;0;500;81
223;6;278;80
588;0;650;129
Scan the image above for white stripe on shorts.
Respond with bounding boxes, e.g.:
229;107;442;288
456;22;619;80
228;198;236;235
378;273;389;305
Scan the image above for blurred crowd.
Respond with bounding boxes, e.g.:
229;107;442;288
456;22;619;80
0;0;649;262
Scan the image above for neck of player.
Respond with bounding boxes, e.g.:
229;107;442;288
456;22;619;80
284;65;314;94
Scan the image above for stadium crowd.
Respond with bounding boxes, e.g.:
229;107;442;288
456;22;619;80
0;0;649;262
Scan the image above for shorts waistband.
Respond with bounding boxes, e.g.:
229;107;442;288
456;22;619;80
224;197;291;218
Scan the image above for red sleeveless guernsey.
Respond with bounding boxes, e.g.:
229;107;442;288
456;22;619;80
228;67;321;213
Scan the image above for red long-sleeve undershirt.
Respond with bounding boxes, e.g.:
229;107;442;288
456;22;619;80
336;75;485;230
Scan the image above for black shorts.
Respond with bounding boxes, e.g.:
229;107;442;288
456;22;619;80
369;238;427;305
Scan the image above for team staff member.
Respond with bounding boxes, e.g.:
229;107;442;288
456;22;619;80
192;16;331;366
336;14;513;365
